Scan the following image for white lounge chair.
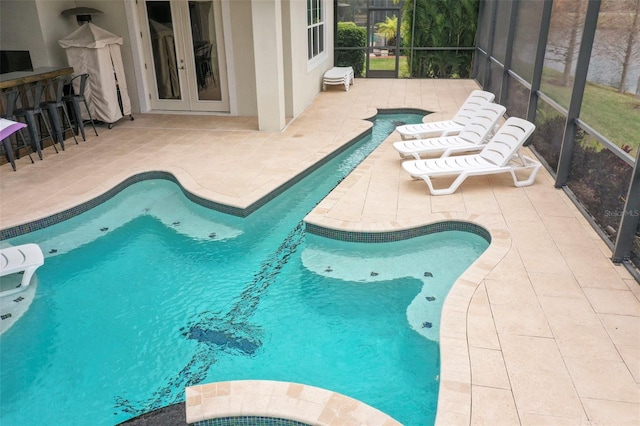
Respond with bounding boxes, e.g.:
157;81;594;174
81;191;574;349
322;66;354;91
396;90;496;140
392;103;506;160
401;117;540;195
0;243;44;298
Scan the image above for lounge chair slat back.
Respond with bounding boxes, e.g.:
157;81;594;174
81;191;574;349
457;103;506;144
450;90;496;125
395;90;496;140
479;117;535;166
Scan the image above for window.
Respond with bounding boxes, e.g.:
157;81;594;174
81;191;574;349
307;0;325;60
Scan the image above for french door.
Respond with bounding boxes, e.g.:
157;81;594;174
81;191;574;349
139;0;229;112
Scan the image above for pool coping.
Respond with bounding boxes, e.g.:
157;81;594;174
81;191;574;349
0;162;502;425
303;212;512;426
0;106;508;425
0;168;499;425
0;107;433;240
4;79;637;426
0;104;509;424
185;380;402;425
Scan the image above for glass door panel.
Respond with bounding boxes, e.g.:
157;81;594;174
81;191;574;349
146;1;184;104
188;0;222;102
140;0;229;112
366;8;399;78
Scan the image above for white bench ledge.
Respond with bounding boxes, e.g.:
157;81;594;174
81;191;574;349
0;244;44;298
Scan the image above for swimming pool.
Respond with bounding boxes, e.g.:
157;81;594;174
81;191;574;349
0;113;489;425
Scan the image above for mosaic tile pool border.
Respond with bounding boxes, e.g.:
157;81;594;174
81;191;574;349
0;130;371;240
376;107;430;116
193;416;311;426
305;221;492;244
0;171;217;240
0;108;431;241
241;129;372;216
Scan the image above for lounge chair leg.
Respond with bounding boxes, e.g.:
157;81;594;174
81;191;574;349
510;163;542;187
421;173;467;196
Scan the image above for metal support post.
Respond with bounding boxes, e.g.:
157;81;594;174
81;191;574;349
527;0;554;124
613;150;640;263
555;0;601;187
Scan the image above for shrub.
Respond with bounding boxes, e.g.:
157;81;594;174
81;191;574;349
336;22;366;77
401;0;478;78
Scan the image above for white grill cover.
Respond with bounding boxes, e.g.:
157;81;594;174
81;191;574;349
59;23;131;124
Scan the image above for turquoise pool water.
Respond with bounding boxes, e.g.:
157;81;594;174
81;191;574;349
0;113;489;425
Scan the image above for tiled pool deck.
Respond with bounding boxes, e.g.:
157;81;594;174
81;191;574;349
1;79;638;425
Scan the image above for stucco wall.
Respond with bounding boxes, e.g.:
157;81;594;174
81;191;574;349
0;0;141;114
35;0;78;67
228;0;258;117
0;0;74;69
1;0;332;123
229;0;334;121
286;0;334;118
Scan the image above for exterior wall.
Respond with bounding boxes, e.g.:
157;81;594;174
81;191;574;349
0;0;74;69
228;0;258;116
286;0;334;118
0;0;332;125
35;0;78;67
0;0;141;114
252;0;286;130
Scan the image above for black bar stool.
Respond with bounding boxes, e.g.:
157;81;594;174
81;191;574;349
63;74;98;141
1;91;35;171
13;83;59;154
42;76;79;148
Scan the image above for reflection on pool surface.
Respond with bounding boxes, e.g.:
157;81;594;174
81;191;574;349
0;113;488;425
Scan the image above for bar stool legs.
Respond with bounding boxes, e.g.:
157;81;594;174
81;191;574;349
63;74;98;141
2;128;34;171
43;76;78;148
1;91;40;169
18;109;54;155
14;83;58;155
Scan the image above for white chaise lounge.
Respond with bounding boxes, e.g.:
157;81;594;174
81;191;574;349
322;66;354;91
0;244;44;298
401;117;541;195
395;90;495;140
392;102;506;160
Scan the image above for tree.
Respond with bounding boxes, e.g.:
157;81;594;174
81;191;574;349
594;0;640;94
619;0;640;94
401;0;478;78
545;0;586;87
376;15;398;48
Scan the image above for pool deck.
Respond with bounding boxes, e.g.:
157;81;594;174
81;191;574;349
1;79;638;425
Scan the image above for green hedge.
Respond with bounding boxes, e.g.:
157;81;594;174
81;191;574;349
401;0;478;78
335;22;366;77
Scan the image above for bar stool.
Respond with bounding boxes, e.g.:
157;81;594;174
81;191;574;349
13;83;59;154
1;91;35;171
63;74;98;141
42;76;78;148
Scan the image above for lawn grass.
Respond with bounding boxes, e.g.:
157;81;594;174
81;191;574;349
541;70;640;152
367;56;410;77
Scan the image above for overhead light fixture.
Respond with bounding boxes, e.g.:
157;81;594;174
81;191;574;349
61;7;103;25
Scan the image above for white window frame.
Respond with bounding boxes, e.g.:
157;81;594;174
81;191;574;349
307;0;327;69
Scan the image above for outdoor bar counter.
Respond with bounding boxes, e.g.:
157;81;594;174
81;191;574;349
0;66;76;163
0;66;74;90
